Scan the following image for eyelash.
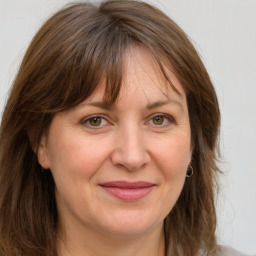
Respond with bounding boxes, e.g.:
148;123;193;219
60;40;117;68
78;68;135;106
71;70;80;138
147;114;175;127
81;115;110;129
81;113;175;129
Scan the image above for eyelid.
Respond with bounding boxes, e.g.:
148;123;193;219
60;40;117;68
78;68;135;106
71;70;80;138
80;112;175;129
80;114;111;128
147;113;176;126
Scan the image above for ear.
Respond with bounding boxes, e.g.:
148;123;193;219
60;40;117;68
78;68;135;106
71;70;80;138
37;135;50;169
27;128;50;169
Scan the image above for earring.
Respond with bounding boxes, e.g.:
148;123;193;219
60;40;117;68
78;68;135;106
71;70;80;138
41;164;46;173
186;165;194;178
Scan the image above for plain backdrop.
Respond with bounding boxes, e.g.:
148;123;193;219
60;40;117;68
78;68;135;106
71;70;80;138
0;0;255;254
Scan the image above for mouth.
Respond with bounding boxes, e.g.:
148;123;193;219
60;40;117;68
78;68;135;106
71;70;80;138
98;181;156;201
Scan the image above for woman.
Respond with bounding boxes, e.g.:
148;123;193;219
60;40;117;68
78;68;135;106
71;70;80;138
0;1;251;256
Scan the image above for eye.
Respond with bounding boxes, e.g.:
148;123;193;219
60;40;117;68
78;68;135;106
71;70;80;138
81;115;108;128
149;114;174;127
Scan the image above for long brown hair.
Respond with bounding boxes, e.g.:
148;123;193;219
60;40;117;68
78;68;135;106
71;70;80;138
0;1;220;255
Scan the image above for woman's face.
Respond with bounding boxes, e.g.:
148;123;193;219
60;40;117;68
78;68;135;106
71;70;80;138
38;46;192;239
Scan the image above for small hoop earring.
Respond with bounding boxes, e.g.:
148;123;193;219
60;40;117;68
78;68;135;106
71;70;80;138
186;165;194;178
41;165;46;173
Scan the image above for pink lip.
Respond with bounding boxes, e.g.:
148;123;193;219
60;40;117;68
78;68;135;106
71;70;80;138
99;181;155;201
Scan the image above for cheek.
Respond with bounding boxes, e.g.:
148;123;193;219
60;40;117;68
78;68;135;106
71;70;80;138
46;132;111;181
153;136;191;176
149;137;191;219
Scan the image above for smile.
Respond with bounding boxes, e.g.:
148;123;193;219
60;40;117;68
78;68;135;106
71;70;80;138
99;181;155;201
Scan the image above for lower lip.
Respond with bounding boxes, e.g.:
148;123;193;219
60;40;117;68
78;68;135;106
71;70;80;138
100;186;154;201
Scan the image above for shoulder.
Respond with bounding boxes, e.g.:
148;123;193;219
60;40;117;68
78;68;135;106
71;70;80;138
213;245;255;256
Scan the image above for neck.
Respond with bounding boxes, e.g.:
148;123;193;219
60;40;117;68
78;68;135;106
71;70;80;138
57;222;165;256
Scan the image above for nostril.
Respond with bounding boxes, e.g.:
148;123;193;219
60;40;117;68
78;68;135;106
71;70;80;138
110;146;149;171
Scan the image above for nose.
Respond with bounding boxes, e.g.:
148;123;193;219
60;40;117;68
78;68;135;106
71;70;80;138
111;126;150;171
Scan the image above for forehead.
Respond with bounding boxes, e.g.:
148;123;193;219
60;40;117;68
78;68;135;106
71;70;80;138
86;45;186;105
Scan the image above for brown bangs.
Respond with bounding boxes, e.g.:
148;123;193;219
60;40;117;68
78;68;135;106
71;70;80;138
19;5;132;114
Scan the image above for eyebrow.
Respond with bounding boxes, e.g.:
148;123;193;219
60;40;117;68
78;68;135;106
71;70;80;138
146;99;183;110
85;99;184;111
87;101;114;110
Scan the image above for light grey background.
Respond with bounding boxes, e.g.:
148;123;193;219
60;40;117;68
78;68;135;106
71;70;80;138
0;0;255;254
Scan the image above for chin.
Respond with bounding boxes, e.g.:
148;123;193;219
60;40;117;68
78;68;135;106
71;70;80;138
94;210;164;238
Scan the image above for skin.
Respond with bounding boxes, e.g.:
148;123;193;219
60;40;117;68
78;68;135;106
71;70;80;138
38;46;192;256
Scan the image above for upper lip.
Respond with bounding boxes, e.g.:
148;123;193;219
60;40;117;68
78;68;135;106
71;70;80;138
99;181;155;189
